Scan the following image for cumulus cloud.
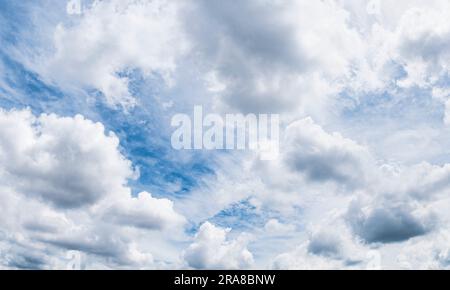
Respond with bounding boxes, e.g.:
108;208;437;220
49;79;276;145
394;5;450;89
179;0;449;120
273;229;367;270
344;162;450;244
44;0;188;107
273;244;344;270
343;0;450;123
264;219;296;236
272;217;373;270
283;117;372;187
183;222;254;269
0;109;186;269
2;0;450;270
247;117;450;268
184;113;450;268
307;231;345;258
101;191;186;231
32;0;449;121
394;229;450;270
183;0;363;115
0;109;134;208
347;200;435;244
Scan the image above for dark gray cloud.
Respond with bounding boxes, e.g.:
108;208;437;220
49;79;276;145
283;118;371;188
7;253;47;270
347;202;435;244
308;232;343;258
288;153;362;185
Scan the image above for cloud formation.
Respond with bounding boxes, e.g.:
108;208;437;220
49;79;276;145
0;0;450;269
0;109;134;208
0;109;185;269
284;118;372;187
183;222;254;269
44;0;188;107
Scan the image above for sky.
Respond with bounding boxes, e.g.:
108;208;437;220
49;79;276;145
0;0;449;270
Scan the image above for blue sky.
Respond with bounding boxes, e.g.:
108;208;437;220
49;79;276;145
0;0;450;269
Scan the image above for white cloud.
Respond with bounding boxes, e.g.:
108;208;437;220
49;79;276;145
273;243;344;270
2;0;450;270
100;191;186;231
394;229;450;270
0;109;134;208
264;219;296;236
198;118;450;268
0;109;186;269
394;6;450;89
273;228;367;270
183;222;254;269
271;205;371;270
43;0;188;107
31;0;449;122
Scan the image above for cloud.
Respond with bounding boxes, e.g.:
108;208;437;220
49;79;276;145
1;0;450;270
394;5;450;89
43;0;188;107
0;109;134;208
29;0;449;122
182;0;363;115
283;117;372;187
343;161;450;245
264;219;296;236
342;0;450;123
183;222;254;269
347;200;435;244
101;191;186;231
273;234;366;270
182;113;450;269
395;229;450;270
272;220;370;270
0;109;186;269
273;243;344;270
307;231;344;258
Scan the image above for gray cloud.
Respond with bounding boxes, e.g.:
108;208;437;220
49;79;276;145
307;232;344;258
347;201;435;244
283;118;372;188
182;0;361;114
